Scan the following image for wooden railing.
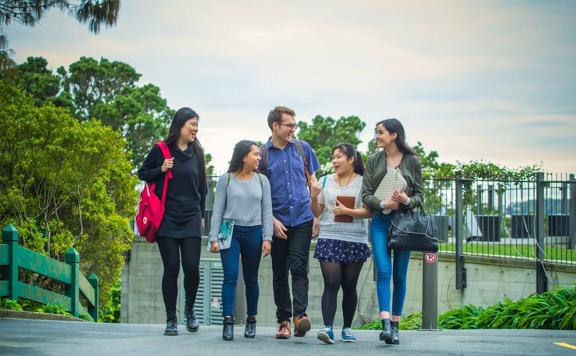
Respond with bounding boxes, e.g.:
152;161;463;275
0;224;98;321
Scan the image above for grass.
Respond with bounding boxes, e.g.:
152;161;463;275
438;242;576;263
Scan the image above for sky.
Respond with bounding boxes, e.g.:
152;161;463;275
5;0;576;174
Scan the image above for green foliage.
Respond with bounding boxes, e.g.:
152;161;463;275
99;278;121;323
0;298;23;311
357;312;422;330
79;313;92;321
37;303;72;316
2;56;174;166
296;115;366;171
0;81;138;311
59;57;174;166
358;286;576;331
439;286;576;330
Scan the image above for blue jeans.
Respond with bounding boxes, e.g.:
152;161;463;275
220;225;263;317
370;214;411;316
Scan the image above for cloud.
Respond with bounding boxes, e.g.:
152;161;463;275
4;0;576;173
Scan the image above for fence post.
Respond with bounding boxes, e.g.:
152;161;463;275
455;171;466;290
422;253;438;330
65;247;80;317
569;174;575;251
535;172;547;293
3;225;20;301
88;273;99;322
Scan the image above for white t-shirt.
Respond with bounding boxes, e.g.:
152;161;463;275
317;173;368;244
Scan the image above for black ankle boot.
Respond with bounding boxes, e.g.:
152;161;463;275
379;319;392;343
185;304;199;333
391;321;400;344
244;315;256;338
164;312;178;336
223;316;234;341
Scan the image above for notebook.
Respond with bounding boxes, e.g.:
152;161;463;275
334;196;355;223
374;167;407;214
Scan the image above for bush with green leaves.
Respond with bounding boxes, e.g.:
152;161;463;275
0;298;23;311
439;286;576;330
357;312;422;330
0;82;138;312
358;286;576;331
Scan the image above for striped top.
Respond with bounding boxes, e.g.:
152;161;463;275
317;174;368;244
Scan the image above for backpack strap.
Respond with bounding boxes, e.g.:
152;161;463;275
260;140;313;187
294;140;313;188
155;141;173;206
156;141;173;180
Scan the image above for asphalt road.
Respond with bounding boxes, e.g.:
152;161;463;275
0;318;575;356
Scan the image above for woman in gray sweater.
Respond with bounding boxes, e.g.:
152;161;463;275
209;140;273;341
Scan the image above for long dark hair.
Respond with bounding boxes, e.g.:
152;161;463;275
376;118;416;155
332;143;365;175
228;140;258;173
164;107;206;191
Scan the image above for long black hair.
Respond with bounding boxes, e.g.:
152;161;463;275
164;107;206;191
228;140;258;173
332;143;365;175
376;118;416;155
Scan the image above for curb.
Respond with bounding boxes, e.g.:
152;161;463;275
0;309;87;322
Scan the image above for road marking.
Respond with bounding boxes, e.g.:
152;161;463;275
555;342;576;350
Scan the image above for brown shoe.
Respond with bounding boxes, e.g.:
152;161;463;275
275;320;291;339
293;315;311;337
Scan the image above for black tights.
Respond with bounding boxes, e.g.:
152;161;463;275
320;261;364;328
156;236;201;319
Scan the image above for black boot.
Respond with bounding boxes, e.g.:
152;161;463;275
391;321;400;344
164;311;178;336
244;315;256;338
223;316;234;341
379;318;392;343
185;303;199;333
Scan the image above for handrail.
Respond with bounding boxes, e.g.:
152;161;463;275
0;224;99;321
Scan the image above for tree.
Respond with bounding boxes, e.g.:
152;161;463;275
0;81;138;310
0;0;120;49
57;57;174;165
296;115;366;167
5;56;61;106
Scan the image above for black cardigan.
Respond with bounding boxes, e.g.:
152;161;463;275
138;143;207;238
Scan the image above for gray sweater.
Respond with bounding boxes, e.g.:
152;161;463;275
209;172;273;241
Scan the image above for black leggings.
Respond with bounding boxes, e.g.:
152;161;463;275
320;261;364;328
156;236;201;318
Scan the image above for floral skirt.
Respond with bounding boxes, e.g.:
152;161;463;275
313;238;371;264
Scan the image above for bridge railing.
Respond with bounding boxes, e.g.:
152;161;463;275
0;224;98;321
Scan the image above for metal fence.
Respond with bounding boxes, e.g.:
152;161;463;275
425;172;575;292
203;172;575;292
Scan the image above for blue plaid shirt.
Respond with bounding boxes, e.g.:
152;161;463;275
259;139;320;228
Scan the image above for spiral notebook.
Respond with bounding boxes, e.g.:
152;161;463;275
374;167;407;214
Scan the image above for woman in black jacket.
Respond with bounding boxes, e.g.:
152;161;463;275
138;107;207;336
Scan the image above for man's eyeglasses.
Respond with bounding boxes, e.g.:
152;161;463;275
279;123;298;130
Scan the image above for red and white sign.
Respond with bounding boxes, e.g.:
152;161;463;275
424;253;437;264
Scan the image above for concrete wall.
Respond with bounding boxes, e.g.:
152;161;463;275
121;237;576;327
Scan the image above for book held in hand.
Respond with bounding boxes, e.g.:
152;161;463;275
374;167;407;214
334;195;355;223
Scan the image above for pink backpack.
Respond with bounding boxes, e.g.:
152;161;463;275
136;141;172;243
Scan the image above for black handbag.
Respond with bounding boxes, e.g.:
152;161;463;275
388;204;438;252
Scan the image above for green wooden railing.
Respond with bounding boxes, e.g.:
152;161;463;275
0;224;98;321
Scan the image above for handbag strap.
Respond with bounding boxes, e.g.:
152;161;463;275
156;141;172;206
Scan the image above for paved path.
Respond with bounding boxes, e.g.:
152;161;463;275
1;318;575;355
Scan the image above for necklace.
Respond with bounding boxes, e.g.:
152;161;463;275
337;172;355;187
387;153;403;168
